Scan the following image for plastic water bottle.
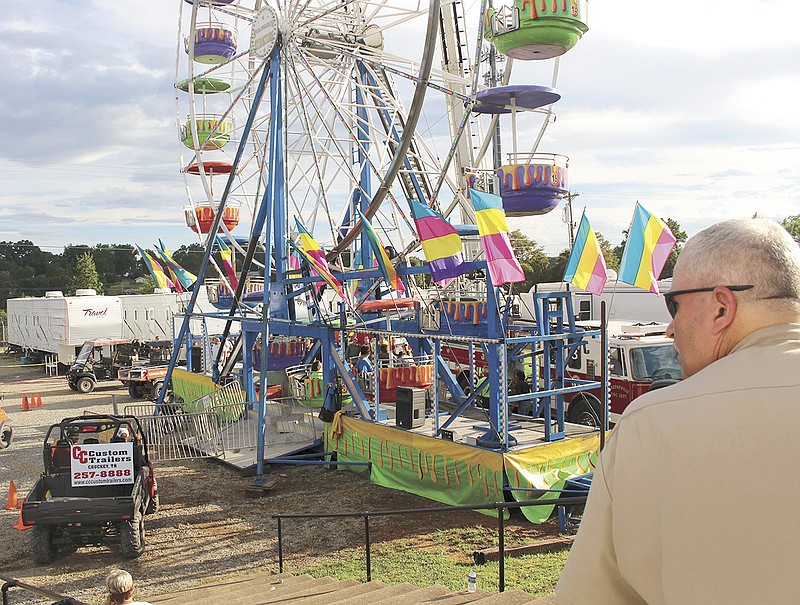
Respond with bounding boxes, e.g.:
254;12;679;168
467;569;477;593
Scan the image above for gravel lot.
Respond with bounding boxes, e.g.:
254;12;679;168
0;354;560;604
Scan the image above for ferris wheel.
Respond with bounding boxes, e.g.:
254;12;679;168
175;0;490;278
167;0;592;457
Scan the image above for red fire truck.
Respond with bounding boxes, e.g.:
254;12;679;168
437;321;680;426
563;322;680;426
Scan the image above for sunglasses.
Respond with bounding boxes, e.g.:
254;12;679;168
664;285;754;318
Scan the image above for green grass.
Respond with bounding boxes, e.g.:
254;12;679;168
296;526;569;596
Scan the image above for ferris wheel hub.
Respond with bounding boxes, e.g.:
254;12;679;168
252;4;279;58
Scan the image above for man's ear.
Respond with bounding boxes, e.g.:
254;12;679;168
711;287;737;334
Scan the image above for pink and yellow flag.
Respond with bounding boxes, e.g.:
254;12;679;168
618;202;677;294
295;219;345;299
215;236;239;289
563;213;607;295
468;188;525;285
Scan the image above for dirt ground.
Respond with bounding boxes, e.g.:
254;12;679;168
0;354;562;604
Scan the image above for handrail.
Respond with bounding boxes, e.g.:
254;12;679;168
0;575;89;605
272;494;588;592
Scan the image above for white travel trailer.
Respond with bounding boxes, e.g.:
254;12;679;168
521;275;673;325
7;288;227;365
7;290;124;364
120;291;185;341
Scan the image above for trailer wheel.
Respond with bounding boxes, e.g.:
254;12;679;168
30;525;58;564
0;423;12;449
567;395;603;428
128;383;146;399
76;376;95;394
120;511;145;558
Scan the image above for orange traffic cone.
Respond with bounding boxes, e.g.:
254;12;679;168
21;394;29;411
12;498;30;531
31;393;43;409
3;481;20;510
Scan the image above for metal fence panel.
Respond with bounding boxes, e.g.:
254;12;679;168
124;396;324;462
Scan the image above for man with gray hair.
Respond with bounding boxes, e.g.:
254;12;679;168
557;218;800;604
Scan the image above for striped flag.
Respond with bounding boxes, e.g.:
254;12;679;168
295;219;345;299
150;245;183;293
619;202;677;294
136;245;174;290
563;212;607;296
215;236;239;289
357;210;405;293
155;240;197;291
409;200;467;286
468;188;525;285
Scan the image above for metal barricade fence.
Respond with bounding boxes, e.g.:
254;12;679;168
123;403;221;461
124;394;324;462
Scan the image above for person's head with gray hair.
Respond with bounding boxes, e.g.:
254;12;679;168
104;569;137;605
666;218;800;377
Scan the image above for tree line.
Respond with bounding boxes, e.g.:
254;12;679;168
0;242;206;308
2;213;798;310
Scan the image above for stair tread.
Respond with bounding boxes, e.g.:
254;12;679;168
470;589;539;605
323;582;411;605
273;579;382;605
150;574;336;605
150;573;546;605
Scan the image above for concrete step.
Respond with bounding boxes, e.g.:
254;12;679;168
150;573;337;605
149;572;553;605
382;584;456;604
471;588;545;604
279;578;382;605
328;582;416;604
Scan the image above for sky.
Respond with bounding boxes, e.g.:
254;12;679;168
1;0;799;257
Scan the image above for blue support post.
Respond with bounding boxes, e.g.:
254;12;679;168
256;46;284;480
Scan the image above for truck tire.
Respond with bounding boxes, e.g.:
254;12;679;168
76;376;95;394
0;423;12;449
30;525;58;564
120;511;145;558
567;395;603;428
152;381;174;403
128;383;146;399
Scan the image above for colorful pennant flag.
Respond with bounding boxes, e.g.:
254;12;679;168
215;236;239;289
295;219;345;299
409;200;467;286
563;212;608;296
357;210;405;293
151;246;183;293
468;188;525;285
156;239;197;291
618;202;677;294
136;245;174;290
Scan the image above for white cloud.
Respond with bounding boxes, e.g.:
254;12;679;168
591;1;800;54
1;0;799;262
